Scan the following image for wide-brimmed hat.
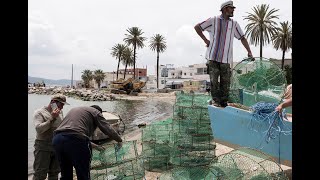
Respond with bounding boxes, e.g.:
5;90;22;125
51;94;70;105
221;0;236;10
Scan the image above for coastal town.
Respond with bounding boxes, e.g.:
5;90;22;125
28;0;292;179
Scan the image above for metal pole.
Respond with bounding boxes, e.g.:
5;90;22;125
71;64;73;88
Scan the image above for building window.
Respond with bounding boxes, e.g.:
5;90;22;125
190;73;192;76
161;80;165;84
172;73;175;76
184;73;186;75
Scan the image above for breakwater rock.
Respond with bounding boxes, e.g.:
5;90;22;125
28;87;116;101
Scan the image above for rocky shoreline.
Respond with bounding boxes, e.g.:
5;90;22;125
28;87;178;103
28;87;117;101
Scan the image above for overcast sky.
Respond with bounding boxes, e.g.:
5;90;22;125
28;0;292;80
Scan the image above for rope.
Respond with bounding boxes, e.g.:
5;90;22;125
248;102;292;149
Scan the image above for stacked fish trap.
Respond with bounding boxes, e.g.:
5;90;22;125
141;91;216;175
170;92;216;167
141;118;173;171
90;140;144;180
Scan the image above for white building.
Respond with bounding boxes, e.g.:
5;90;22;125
145;75;157;89
154;63;210;90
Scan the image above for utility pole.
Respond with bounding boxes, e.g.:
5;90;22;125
71;64;73;88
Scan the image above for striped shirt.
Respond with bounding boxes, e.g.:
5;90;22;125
199;15;245;64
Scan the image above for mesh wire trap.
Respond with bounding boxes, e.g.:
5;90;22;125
141;120;173;172
172;117;212;135
229;57;287;108
170;149;216;167
141;139;173;172
90;158;144;180
172;105;212;136
142;153;172;172
170;92;216;167
206;147;289;180
159;166;212;180
172;132;215;151
175;91;211;108
140;92;216;172
91;141;138;169
173;105;210;121
142;123;172;143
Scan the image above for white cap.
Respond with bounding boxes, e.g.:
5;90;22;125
221;0;236;10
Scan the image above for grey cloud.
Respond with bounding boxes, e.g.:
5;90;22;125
28;12;65;56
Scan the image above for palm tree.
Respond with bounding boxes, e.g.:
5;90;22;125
121;47;134;79
272;21;292;70
149;34;167;89
244;4;279;57
81;69;93;88
123;27;147;79
93;69;106;89
111;43;126;80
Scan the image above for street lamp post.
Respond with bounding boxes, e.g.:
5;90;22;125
164;65;167;89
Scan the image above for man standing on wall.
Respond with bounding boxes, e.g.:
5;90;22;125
194;0;253;107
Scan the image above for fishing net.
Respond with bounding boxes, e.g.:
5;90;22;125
141;122;173;172
159;166;211;180
172;105;211;135
229;57;287;108
141;92;216;172
175;91;212;108
206;147;289;180
90;158;144;180
90;141;144;179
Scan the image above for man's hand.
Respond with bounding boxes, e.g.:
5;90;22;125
204;39;210;47
50;108;61;121
96;145;105;152
91;142;105;151
275;104;283;113
116;142;123;151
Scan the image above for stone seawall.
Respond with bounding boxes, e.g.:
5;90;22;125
28;87;116;101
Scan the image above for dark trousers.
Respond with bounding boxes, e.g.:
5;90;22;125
208;60;231;104
33;140;60;180
52;133;92;180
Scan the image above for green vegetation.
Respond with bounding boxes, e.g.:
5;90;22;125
111;44;127;80
149;34;167;89
121;47;134;79
123;27;147;79
93;69;106;89
272;21;292;69
244;4;279;58
81;69;93;88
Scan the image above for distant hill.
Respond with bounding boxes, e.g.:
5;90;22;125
28;76;80;86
